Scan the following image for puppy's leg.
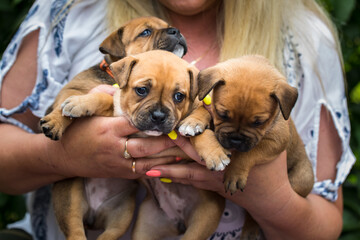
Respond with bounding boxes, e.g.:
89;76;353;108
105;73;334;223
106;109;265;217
182;190;224;240
132;195;179;240
178;105;211;136
285;120;314;197
52;178;88;240
40;89;80;140
240;212;264;240
96;189;137;240
190;129;231;171
61;92;114;118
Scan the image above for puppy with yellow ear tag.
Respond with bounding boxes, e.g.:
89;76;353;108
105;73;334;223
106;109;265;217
109;50;225;240
197;55;314;239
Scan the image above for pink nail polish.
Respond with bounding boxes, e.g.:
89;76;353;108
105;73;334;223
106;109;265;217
176;157;182;161
146;169;161;177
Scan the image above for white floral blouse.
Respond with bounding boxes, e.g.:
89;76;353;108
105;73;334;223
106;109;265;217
0;0;355;240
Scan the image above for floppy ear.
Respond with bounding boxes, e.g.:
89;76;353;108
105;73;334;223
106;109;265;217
271;81;298;120
109;56;138;88
99;28;126;60
197;67;225;100
187;65;199;101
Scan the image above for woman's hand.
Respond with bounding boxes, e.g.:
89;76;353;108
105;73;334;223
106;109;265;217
42;84;182;180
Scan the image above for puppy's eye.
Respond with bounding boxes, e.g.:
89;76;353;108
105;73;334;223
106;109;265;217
173;92;185;103
251;119;265;127
138;29;152;37
135;87;149;97
217;111;229;120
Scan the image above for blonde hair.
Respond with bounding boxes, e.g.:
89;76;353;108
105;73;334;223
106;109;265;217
105;0;343;76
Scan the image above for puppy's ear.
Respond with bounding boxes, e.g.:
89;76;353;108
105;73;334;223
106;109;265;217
271;81;298;120
187;65;199;101
109;56;138;88
99;28;126;60
197;67;225;100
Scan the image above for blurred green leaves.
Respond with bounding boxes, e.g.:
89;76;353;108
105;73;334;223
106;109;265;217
0;0;34;58
0;193;26;229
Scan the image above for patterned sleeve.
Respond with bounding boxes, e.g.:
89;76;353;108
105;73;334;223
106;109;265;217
0;0;107;133
283;10;356;202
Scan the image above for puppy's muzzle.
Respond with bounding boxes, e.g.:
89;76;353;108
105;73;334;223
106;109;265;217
218;132;255;152
135;106;175;134
158;27;187;57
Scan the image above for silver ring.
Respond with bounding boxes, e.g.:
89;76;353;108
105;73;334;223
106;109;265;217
124;138;132;159
132;160;136;173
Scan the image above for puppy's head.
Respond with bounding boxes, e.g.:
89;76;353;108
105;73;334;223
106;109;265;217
198;55;298;152
110;50;198;135
99;16;187;63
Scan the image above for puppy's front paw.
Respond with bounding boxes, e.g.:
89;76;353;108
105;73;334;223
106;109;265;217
61;95;94;118
224;171;248;194
40;115;65;140
202;148;231;171
178;118;207;136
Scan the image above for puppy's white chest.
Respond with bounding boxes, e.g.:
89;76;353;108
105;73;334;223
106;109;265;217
113;88;124;116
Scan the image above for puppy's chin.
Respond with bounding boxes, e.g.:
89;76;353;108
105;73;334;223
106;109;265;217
172;44;185;58
144;130;163;136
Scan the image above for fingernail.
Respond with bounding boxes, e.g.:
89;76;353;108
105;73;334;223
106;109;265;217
160;178;172;183
146;169;161;177
203;94;211;105
175;157;182;162
112;83;120;88
168;130;177;140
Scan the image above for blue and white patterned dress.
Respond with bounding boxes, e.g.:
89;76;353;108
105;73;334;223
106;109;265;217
0;0;355;239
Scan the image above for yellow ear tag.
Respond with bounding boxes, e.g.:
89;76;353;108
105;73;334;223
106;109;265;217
160;178;172;183
203;94;211;105
168;130;178;140
112;83;120;88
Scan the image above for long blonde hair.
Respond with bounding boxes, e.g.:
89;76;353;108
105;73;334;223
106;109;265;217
105;0;343;76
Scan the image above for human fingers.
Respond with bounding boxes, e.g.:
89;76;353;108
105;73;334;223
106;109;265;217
109;116;139;137
146;162;224;192
131;156;178;175
167;131;202;163
89;84;117;95
124;135;176;158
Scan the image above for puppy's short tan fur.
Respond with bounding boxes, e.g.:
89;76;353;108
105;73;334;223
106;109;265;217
197;55;314;239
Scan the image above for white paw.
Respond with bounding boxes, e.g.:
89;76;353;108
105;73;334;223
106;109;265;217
204;153;231;171
178;124;204;136
61;96;91;118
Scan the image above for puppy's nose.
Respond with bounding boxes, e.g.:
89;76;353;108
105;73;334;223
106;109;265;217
150;110;166;124
166;27;180;36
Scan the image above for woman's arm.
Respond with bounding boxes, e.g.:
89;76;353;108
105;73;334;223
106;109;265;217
149;106;343;239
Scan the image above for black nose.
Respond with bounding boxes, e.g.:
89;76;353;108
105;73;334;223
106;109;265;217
166;27;179;36
150;110;166;124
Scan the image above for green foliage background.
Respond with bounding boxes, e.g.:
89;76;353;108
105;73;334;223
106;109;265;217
0;0;359;238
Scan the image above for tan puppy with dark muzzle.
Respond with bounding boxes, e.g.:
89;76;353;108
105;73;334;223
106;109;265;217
40;16;187;139
197;55;314;239
49;50;226;240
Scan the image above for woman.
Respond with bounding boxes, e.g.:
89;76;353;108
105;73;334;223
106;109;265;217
0;0;354;239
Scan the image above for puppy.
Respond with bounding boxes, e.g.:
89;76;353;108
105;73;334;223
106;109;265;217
40;16;187;139
51;50;226;240
196;55;314;239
